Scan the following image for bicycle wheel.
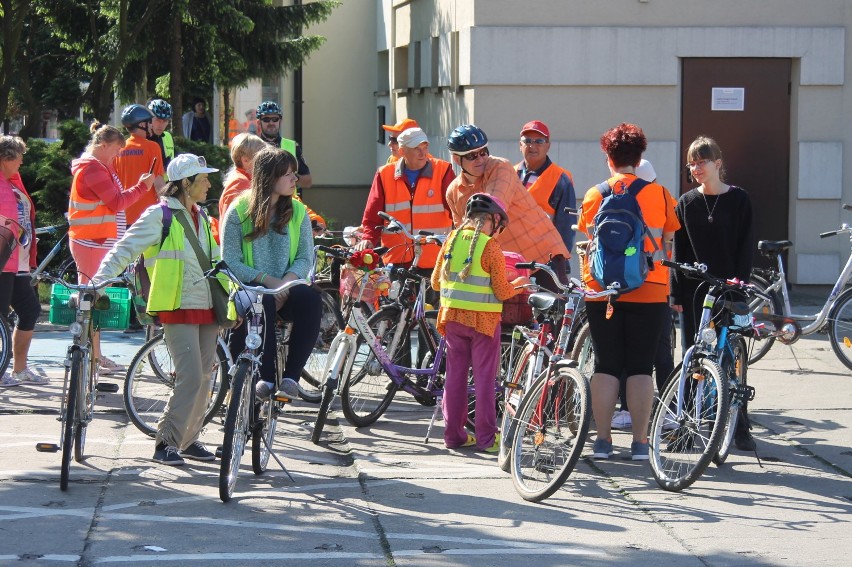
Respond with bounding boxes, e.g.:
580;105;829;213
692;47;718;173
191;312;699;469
124;332;229;437
312;340;349;444
252;396;277;474
220;359;252;502
509;366;590;503
714;335;748;465
648;357;729;492
340;308;404;427
746;274;782;365
60;349;83;491
74;355;94;463
570;321;594;379
301;289;344;391
497;342;535;473
0;314;10;379
827;287;852;372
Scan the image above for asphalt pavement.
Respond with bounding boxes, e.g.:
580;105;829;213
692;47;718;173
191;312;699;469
0;292;850;566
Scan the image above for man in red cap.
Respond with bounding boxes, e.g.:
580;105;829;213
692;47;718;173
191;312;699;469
382;118;420;164
514;120;576;283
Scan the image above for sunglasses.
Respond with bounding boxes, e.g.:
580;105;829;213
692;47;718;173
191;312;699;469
388;137;399;145
461;148;490;161
260;116;281;124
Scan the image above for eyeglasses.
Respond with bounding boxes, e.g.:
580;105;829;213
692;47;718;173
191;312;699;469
521;137;548;146
686;159;714;170
260;117;281;124
461;148;490;161
388;137;398;145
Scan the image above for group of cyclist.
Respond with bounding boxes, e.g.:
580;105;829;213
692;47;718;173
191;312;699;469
1;105;757;470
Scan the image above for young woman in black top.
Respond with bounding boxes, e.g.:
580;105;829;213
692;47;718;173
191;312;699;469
671;136;755;450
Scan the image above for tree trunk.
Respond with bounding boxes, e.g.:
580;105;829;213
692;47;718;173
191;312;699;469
16;45;40;140
223;86;231;144
0;0;30;129
169;0;184;135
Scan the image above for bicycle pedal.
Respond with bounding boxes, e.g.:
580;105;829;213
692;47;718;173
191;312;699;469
35;443;59;453
95;382;119;393
742;385;756;402
273;393;292;403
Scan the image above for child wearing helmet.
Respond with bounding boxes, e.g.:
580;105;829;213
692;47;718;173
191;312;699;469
430;193;530;452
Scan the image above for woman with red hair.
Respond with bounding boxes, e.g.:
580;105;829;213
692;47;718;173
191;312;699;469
576;123;680;462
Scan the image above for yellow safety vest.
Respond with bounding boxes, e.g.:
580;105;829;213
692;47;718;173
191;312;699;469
440;230;502;313
231;193;305;267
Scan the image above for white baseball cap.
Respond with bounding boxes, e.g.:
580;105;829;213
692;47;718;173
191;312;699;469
167;153;219;182
397;127;429;148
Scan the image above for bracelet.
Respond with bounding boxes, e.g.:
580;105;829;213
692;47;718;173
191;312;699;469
258;273;267;285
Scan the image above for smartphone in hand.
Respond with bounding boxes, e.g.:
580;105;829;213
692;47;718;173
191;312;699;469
148;157;158;174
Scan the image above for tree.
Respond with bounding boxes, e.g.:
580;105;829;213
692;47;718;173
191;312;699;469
0;0;30;130
35;0;166;121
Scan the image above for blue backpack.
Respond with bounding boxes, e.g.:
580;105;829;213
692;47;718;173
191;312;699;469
588;178;658;294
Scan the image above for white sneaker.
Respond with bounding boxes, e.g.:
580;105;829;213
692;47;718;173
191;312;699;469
611;410;632;430
12;367;49;385
1;373;22;387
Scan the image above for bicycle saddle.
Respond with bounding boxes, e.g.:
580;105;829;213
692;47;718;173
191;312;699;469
528;291;560;311
757;240;792;254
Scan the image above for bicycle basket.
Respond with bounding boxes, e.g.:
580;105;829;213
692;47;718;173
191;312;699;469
340;263;390;307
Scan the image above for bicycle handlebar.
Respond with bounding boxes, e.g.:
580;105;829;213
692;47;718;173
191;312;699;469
44;273;127;293
35;223;68;236
661;259;770;303
377;211;447;246
203;260;308;295
515;261;618;299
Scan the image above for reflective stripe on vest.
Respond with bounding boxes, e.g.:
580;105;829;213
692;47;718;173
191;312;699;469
378;158;452;267
440;230;502;313
279;138;297;156
68;166;117;240
232;193;305;267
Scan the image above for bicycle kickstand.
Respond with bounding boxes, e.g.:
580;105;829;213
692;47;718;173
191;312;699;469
424;401;442;444
260;435;295;482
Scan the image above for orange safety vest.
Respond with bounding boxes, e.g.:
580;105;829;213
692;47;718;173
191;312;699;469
68;165;117;240
378;158;452;267
515;161;574;218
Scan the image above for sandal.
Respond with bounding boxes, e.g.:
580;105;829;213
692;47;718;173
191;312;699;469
98;356;126;374
461;433;477;448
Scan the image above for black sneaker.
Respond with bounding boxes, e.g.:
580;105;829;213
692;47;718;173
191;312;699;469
153;443;185;466
180;441;216;461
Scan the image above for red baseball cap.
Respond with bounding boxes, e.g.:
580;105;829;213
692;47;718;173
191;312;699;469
382;118;420;135
520;120;550;138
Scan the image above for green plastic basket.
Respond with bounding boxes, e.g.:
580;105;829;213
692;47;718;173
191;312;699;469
48;284;132;330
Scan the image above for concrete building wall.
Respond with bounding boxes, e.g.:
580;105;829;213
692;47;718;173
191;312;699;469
377;0;852;284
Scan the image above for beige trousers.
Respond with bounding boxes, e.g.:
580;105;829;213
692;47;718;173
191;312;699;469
157;323;219;450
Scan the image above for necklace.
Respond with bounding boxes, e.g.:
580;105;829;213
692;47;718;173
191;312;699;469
701;191;721;223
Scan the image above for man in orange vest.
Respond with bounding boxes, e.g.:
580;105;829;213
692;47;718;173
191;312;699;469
381;117;419;165
113;104;166;227
357;127;454;273
514;120;575;283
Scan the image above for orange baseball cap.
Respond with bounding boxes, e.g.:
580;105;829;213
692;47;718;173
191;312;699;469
520;120;550;138
382;118;420;135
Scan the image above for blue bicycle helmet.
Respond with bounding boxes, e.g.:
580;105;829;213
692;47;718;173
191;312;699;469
256;100;282;119
447;124;488;154
147;99;172;120
121;104;155;128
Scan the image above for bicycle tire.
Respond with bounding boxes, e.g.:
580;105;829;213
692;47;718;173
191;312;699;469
648;357;728;492
826;286;852;372
220;359;252;502
339;308;403;427
498;342;535;473
74;355;93;463
312;340;348;444
300;289;344;391
570;321;594;379
509;366;590;502
0;314;10;379
252;396;277;474
61;349;83;491
714;335;748;465
124;332;229;437
746;274;782;365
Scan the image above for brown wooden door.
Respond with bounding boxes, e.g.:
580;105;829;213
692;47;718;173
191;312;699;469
681;58;791;258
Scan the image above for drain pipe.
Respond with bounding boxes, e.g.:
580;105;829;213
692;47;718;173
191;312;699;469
293;0;303;145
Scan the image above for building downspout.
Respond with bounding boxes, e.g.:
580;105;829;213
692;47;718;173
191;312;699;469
293;0;303;145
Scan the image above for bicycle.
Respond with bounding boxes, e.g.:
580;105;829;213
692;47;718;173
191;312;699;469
747;208;852;369
500;262;618;502
33;273;126;491
649;260;762;492
209;260;309;502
